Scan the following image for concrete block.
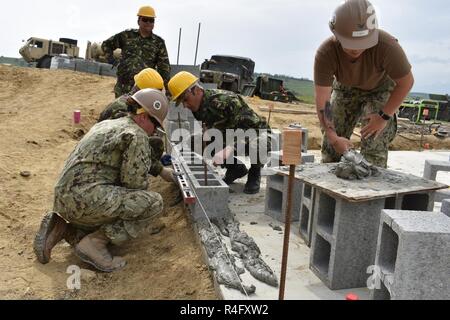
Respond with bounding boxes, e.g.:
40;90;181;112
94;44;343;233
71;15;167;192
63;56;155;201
178;151;230;221
394;192;436;212
310;190;386;290
423;160;450;181
435;189;450;203
371;210;450;300
441;199;450;218
75;60;100;75
299;183;316;247
50;56;75;71
264;174;302;223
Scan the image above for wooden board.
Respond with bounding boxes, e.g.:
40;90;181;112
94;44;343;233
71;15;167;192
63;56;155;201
274;163;448;203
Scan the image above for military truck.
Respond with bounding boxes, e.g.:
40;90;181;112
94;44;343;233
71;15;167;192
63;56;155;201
19;37;81;68
200;55;255;93
19;37;118;68
241;75;299;103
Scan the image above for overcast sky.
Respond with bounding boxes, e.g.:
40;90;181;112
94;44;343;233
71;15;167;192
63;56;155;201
1;0;449;94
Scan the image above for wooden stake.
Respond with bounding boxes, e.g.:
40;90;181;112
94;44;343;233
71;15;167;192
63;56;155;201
279;128;302;300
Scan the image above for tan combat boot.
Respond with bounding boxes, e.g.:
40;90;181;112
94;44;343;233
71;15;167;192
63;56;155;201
75;230;126;273
34;212;69;264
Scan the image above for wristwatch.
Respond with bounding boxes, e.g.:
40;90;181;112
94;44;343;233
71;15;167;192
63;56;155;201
378;110;392;121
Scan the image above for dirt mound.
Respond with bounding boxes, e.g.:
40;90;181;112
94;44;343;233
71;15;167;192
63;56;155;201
0;65;215;300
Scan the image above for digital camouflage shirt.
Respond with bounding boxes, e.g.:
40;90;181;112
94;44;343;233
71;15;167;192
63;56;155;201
54;117;152;197
97;104;164;177
102;29;171;88
194;89;270;133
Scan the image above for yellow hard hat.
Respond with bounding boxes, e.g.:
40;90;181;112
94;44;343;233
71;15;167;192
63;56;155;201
132;89;168;128
137;6;156;18
134;68;164;90
168;71;199;102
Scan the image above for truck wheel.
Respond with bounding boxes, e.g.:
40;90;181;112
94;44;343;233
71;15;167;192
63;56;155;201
230;81;239;93
37;56;52;69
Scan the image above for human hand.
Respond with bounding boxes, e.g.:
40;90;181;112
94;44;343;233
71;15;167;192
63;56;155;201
330;136;354;156
361;113;388;140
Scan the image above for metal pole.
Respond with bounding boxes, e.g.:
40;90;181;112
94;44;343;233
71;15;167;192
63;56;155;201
194;23;202;66
177;28;182;65
279;165;296;300
202;123;208;186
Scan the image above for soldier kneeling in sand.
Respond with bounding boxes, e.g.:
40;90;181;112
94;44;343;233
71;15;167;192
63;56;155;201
34;89;169;272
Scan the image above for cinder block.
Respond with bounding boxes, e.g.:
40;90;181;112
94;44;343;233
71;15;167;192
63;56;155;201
299;183;316;247
75;60;100;75
423;160;450;181
167;102;190;121
394;192;435;212
371;210;450;300
309;190;386;290
441;199;450;217
435;189;450;203
264;173;302;223
178;151;230;221
50;57;75;71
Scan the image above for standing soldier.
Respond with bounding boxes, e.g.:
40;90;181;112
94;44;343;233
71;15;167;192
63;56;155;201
315;0;414;167
102;6;171;97
168;72;272;194
34;89;170;272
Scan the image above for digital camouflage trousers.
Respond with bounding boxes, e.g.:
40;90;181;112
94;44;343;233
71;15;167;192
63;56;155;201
321;78;397;168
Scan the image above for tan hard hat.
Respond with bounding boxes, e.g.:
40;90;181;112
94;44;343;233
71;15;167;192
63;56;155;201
132;89;168;128
329;0;379;50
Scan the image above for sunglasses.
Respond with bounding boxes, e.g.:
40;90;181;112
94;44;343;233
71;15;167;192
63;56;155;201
140;17;155;24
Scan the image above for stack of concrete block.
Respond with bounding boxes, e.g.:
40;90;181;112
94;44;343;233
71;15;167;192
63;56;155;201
178;151;230;221
371;210;450;300
309;188;438;290
264;173;303;223
50;56;76;71
423;159;450;202
309;190;386;289
165;102;199;143
99;63;117;77
299;183;316;247
74;59;101;75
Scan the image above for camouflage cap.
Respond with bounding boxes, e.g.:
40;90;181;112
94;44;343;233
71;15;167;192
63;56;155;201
329;0;379;50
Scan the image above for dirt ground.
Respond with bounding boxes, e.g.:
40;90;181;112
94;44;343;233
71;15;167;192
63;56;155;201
0;65;448;300
0;65;216;300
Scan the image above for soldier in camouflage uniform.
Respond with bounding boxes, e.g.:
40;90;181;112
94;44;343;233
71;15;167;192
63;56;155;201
34;89;169;272
98;68;174;182
315;0;414;168
102;6;171;98
168;72;272;194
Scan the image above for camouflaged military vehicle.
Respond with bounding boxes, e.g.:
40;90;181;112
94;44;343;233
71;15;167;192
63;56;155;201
19;37;81;68
200;55;255;93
